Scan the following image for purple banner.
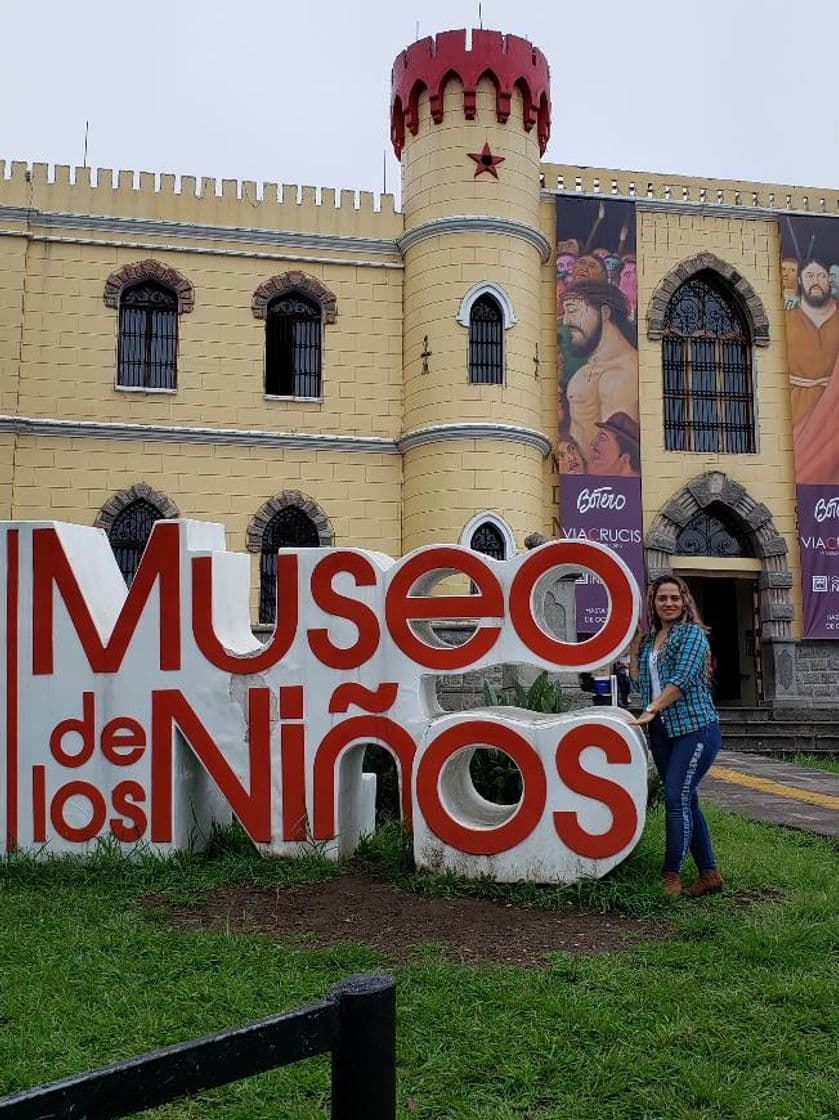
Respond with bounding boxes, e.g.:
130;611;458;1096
559;475;645;634
779;214;839;637
555;196;641;634
797;484;839;637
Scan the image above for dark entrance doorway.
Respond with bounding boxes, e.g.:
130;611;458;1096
683;575;760;706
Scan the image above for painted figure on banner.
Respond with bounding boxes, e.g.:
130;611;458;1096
588;413;641;478
781;217;839;482
555;196;644;637
780;215;839;638
560;282;639;476
556;198;639;476
781;256;800;309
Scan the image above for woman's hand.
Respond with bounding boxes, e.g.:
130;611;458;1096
631;709;657;727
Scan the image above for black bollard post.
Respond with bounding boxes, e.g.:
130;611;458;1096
330;973;396;1120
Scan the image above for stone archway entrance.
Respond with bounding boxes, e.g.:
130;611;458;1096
645;472;795;706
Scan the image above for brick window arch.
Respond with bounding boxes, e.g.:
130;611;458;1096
252;272;337;400
104;260;194;392
247;491;334;624
95;483;179;586
265;292;322;398
660;270;756;453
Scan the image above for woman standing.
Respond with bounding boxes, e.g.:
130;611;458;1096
629;575;723;897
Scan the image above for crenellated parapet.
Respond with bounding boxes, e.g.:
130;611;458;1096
390;29;551;158
541;162;839;215
0;161;402;241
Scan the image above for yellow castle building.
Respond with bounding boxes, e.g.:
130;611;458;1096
2;27;839;713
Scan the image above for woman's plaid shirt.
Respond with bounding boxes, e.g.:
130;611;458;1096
633;622;718;738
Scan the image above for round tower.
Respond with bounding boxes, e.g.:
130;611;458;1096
391;28;552;555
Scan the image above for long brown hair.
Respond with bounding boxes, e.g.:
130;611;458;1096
645;574;708;635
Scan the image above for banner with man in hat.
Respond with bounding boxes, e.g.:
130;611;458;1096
780;214;839;637
555;196;644;634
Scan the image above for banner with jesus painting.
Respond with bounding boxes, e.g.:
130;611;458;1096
555;196;644;634
780;215;839;637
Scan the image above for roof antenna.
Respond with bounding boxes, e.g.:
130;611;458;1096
82;120;89;169
478;3;483;28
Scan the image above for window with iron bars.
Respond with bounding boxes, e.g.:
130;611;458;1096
117;281;178;390
259;506;320;623
662;273;755;453
470;522;506;560
265;294;322;398
468;295;504;385
108;499;165;585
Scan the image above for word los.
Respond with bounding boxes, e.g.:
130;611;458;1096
2;519;646;882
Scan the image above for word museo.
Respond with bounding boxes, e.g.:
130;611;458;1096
1;520;647;882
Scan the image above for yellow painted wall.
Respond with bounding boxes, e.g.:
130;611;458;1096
0;139;826;635
9;435;402;615
402;440;544;551
635;210;802;634
399;78;549;552
0;232;27;414
402;79;541;230
8;237;402;438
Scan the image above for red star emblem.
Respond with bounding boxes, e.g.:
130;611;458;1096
468;142;505;179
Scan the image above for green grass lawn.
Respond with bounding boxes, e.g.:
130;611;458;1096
792;753;839;776
1;808;837;1120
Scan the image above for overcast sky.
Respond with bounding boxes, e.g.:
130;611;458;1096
3;0;837;204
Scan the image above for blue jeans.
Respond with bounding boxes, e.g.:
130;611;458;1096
648;719;720;874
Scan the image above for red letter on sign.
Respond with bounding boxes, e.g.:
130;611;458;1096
312;716;416;839
308;551;380;669
191;553;298;673
385;547;503;670
33;521;181;675
416;721;547;856
151;688;271;843
49;692;95;768
509;541;634;668
553;724;638;859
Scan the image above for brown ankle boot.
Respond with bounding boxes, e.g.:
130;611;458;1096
685;869;723;898
662;871;682;896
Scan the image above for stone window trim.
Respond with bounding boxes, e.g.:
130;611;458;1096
246;491;334;553
459;510;517;559
94;483;180;534
645;470;792;641
103;260;194;314
251;272;338;324
456;281;516;330
646;253;770;347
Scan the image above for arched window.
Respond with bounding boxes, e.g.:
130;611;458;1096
117;281;178;389
675;502;753;558
470;521;506;561
469;294;504;385
259;506;320;623
662;272;755;453
108;499;164;586
266;293;322;398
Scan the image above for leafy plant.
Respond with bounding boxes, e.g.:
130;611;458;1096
481;670;570;713
474;671;571;802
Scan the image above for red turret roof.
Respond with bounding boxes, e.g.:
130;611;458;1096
390;29;551;159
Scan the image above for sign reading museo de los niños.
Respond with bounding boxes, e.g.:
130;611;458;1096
1;520;647;883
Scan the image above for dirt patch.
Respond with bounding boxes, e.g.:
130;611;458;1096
143;874;672;966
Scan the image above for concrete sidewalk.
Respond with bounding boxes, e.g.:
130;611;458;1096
702;751;839;837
